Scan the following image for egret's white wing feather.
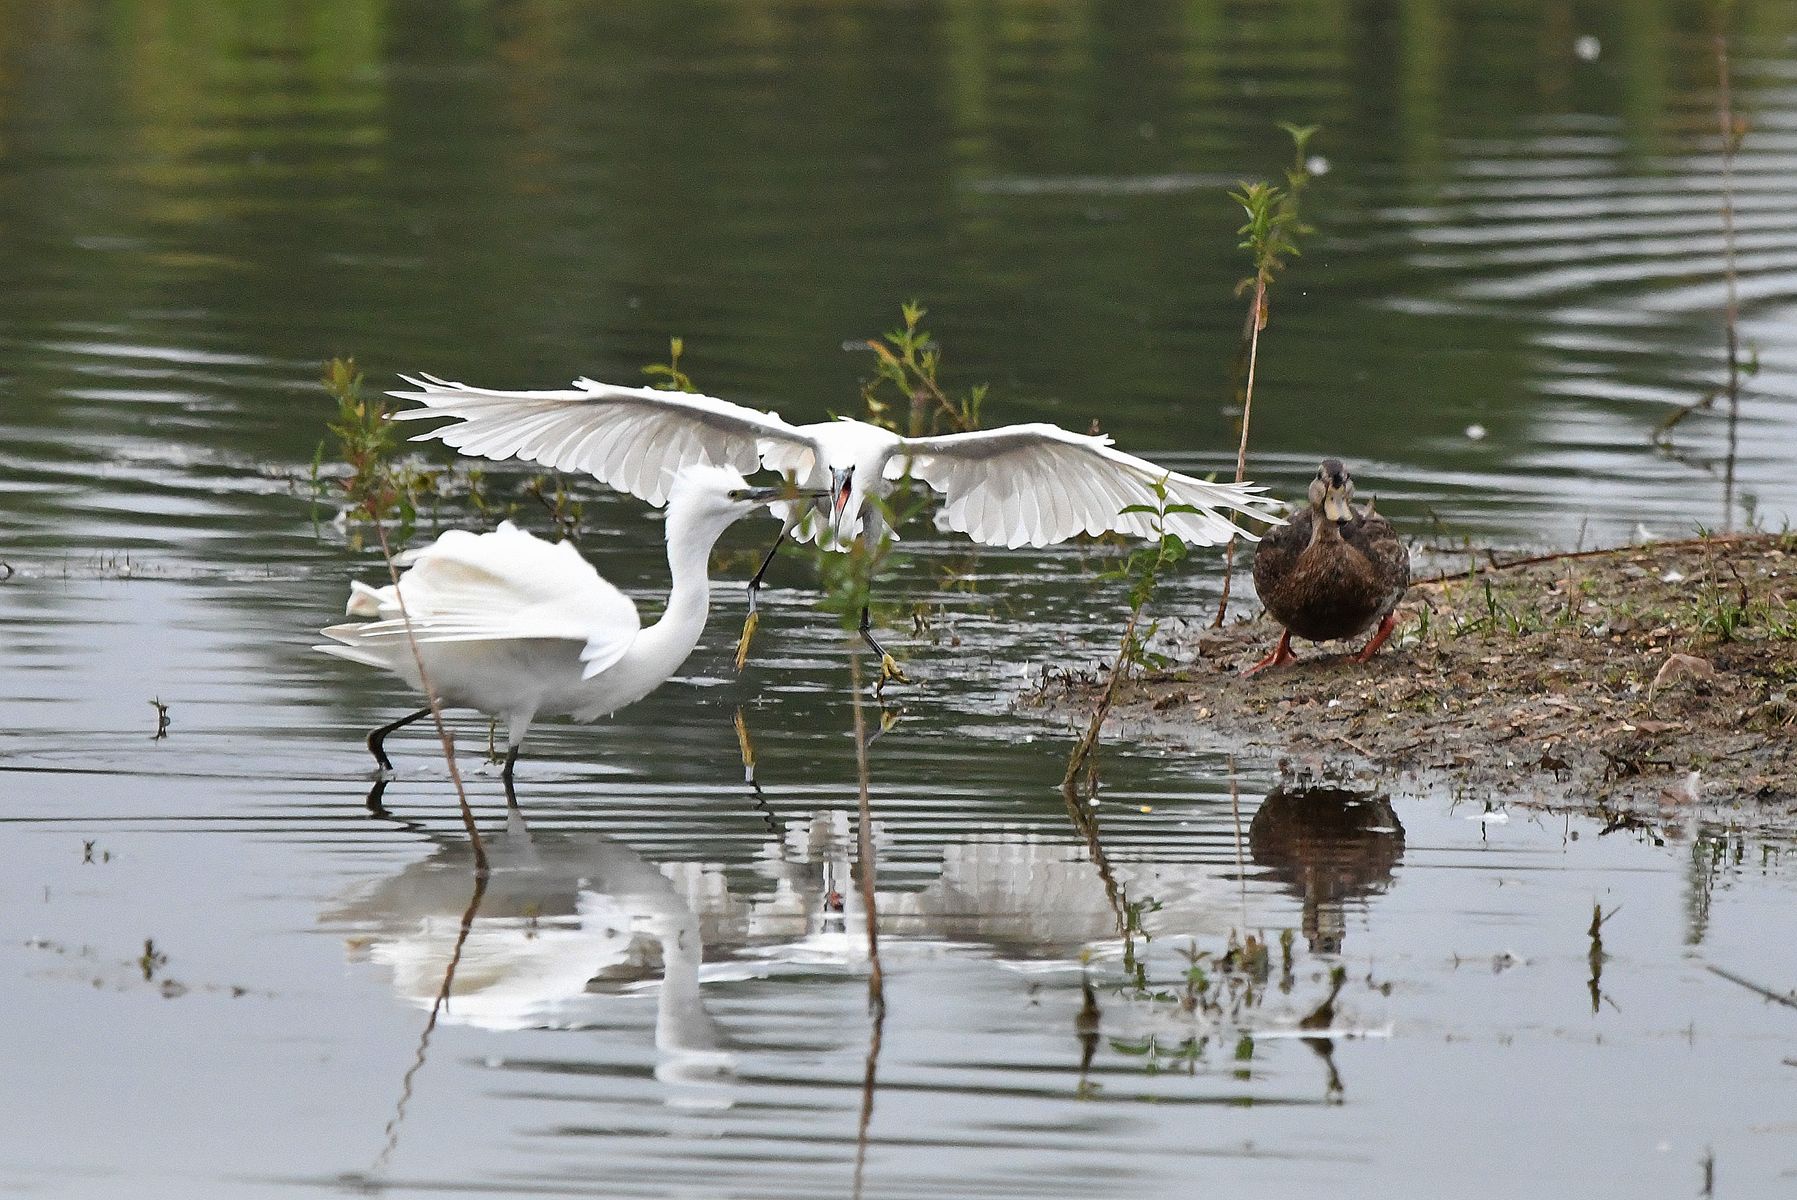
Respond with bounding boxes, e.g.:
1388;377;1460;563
391;376;816;507
891;424;1282;549
759;439;817;481
322;522;640;676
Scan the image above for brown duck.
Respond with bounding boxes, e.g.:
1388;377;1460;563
1246;459;1408;676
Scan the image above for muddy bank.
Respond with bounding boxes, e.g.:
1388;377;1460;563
1028;534;1797;812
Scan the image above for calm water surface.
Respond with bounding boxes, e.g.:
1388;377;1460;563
4;2;1797;1196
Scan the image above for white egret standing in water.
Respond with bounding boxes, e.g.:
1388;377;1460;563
389;374;1283;678
316;464;824;804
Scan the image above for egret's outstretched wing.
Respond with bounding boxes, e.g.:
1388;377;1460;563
889;424;1283;549
319;522;639;677
390;374;816;507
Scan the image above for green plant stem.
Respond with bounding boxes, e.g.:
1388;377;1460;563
1213;273;1268;628
1058;780;1129;941
1062;603;1146;790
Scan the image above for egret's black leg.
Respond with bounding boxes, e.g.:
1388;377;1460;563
859;606;910;694
744;523;792;617
367;707;431;772
501;745;522;811
857;605;888;659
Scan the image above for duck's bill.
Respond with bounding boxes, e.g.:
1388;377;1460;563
1321;493;1355;522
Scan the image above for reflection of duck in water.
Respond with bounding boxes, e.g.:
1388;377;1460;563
1248;786;1404;954
324;817;732;1082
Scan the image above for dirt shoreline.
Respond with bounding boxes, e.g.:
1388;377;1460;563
1027;533;1797;814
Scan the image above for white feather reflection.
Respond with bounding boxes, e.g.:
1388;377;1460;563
701;812;1239;962
326;817;734;1094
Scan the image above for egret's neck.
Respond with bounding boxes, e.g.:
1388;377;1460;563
629;510;729;678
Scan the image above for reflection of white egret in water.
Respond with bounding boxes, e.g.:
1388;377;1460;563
710;813;1239;959
1248;785;1405;954
324;817;733;1090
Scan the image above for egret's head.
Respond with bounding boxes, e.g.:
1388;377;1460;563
827;465;856;528
1307;459;1355;523
665;463;829;529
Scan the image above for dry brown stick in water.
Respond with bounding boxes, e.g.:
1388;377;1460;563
368;515;488;875
1413;533;1757;589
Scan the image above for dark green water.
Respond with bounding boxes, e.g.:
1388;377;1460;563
4;3;1797;1196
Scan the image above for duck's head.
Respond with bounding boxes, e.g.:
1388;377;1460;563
1307;459;1355;523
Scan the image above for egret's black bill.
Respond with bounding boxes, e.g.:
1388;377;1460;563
733;485;831;505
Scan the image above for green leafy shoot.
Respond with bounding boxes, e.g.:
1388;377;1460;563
318;357;441;548
1214;121;1320;627
1230;123;1318;311
642;336;696;393
859;301;986;436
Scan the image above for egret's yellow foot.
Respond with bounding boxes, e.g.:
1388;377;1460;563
879;653;909;686
733;706;757;784
734;611;760;672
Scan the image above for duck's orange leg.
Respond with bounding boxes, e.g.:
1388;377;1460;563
1353;612;1397;663
1242;629;1297;677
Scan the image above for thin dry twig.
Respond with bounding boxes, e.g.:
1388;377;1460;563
848;653;884;1017
847;650;887;1200
1705;962;1797;1011
1413;533;1758;589
850;989;886;1200
372;872;488;1173
368;517;488;874
1213;276;1268;626
1716;33;1742;532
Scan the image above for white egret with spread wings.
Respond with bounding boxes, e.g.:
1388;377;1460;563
390;373;1282;679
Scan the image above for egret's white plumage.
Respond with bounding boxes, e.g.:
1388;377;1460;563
389;374;1282;550
329;521;640;679
317;464;809;790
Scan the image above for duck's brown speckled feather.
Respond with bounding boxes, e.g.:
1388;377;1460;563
1252;506;1409;644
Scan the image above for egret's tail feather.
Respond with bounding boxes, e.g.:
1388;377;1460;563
314;630;397;670
346;579;388;617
